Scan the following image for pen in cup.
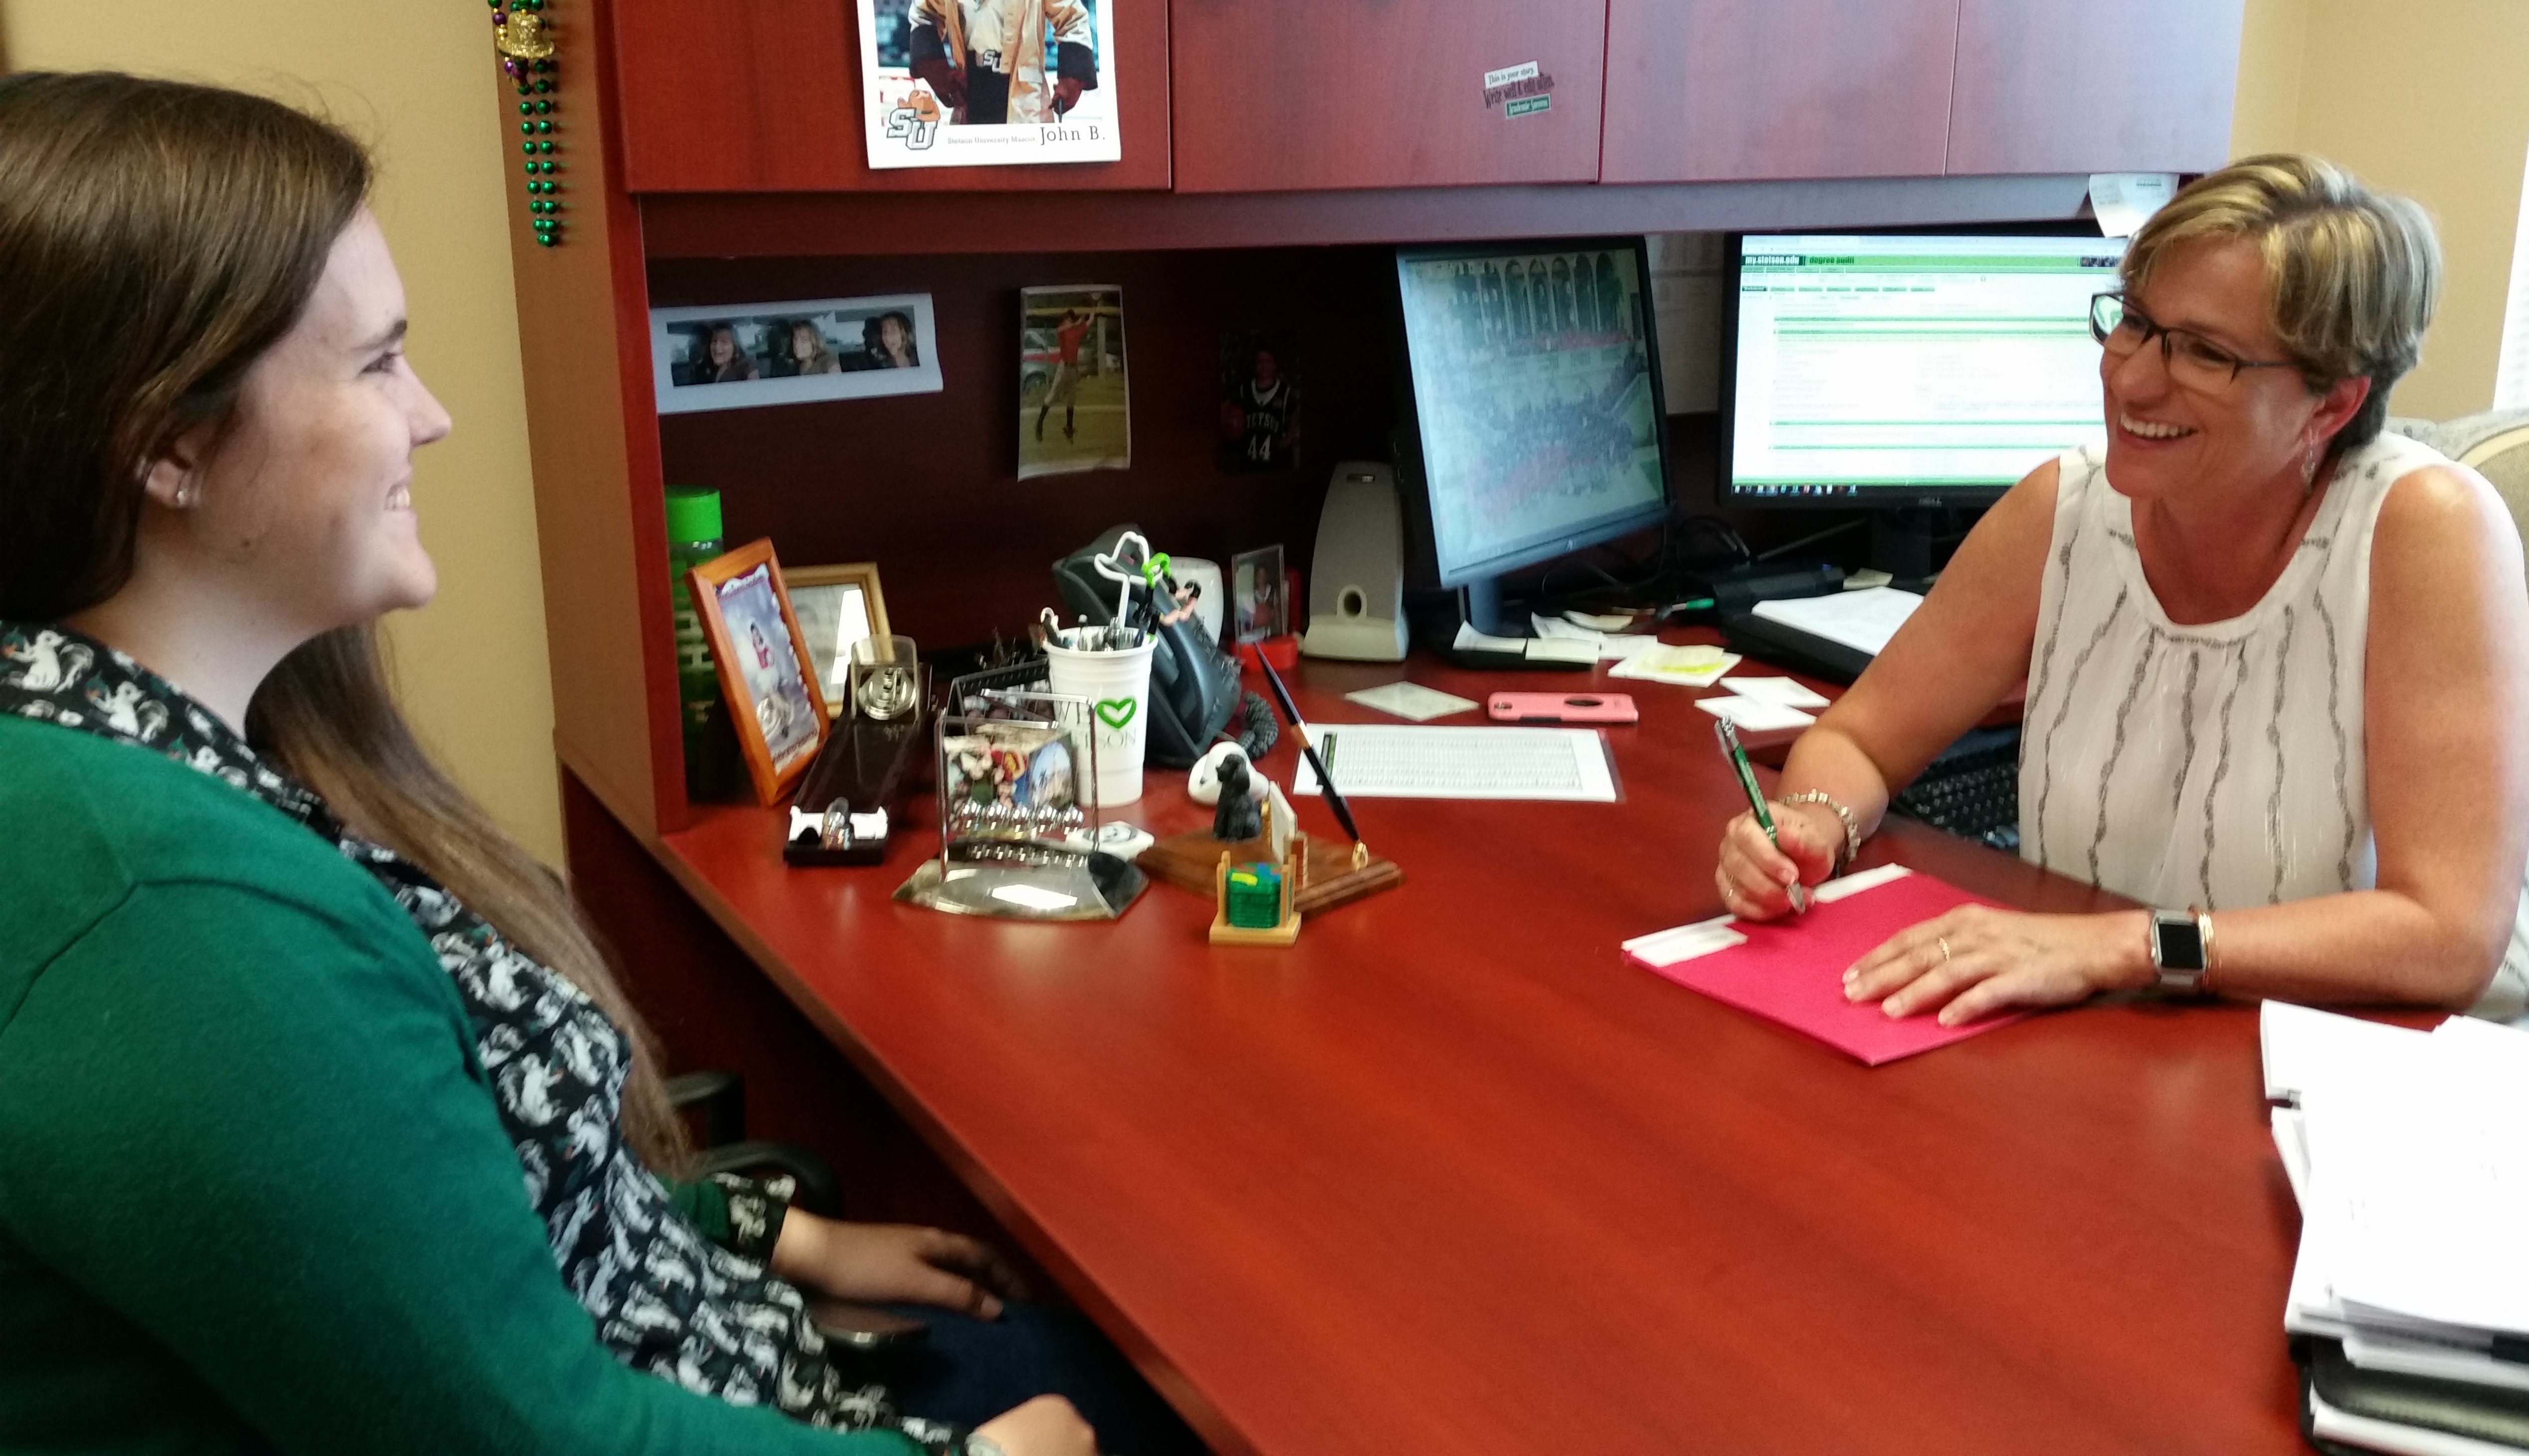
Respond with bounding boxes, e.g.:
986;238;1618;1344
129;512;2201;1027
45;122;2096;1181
1713;717;1809;915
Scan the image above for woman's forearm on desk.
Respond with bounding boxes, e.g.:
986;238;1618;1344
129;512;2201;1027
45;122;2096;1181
2209;890;2508;1011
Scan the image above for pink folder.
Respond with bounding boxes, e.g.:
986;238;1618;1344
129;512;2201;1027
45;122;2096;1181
1624;866;2027;1065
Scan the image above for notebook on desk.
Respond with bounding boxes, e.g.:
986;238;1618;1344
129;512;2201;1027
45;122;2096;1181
1623;863;2023;1065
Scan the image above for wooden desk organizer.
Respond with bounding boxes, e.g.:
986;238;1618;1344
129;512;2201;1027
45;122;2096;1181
1143;825;1402;917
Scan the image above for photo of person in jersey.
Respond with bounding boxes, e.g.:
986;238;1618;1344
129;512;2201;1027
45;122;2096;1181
906;0;1099;126
1018;284;1129;479
1217;331;1301;473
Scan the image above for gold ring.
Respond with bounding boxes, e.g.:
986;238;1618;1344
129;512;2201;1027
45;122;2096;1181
1938;936;1953;965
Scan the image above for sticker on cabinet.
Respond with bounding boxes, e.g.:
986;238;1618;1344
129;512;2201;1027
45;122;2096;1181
861;0;1123;169
1482;61;1554;117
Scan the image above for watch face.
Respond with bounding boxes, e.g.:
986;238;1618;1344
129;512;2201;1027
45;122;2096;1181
2154;914;2205;972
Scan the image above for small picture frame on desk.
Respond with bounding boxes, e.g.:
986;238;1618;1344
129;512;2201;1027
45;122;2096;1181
1230;544;1286;645
785;563;892;714
687;539;831;806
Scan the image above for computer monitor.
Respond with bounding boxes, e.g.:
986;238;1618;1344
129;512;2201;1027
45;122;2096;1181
1722;230;2126;511
1394;237;1671;635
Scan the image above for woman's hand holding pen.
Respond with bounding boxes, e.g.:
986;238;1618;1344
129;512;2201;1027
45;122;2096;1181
1841;905;2156;1026
1714;802;1841;921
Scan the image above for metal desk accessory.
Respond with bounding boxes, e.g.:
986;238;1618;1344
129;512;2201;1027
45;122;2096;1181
892;685;1147;921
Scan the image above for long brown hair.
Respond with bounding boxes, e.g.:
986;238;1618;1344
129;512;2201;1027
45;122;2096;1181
0;72;689;1171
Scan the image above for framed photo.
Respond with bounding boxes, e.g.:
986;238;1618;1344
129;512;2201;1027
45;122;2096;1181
652;294;943;415
687;539;831;805
1231;544;1287;644
785;563;892;713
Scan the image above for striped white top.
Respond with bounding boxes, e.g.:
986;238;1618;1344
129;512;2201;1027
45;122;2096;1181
2018;433;2529;1021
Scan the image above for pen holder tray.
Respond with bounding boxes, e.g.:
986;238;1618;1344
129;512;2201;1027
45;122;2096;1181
1139;829;1401;917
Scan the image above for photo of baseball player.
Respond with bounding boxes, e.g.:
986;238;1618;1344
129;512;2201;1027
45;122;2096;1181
1018;285;1129;479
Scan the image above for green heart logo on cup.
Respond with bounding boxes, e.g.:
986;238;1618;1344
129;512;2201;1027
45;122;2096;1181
1095;697;1138;730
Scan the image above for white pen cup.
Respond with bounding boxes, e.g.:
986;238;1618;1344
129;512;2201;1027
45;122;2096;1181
1043;628;1156;807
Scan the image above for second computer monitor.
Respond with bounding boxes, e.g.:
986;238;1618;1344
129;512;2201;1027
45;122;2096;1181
1395;238;1671;627
1724;231;2127;507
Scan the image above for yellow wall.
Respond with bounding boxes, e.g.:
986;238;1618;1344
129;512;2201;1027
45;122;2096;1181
2233;0;2529;419
1;0;564;862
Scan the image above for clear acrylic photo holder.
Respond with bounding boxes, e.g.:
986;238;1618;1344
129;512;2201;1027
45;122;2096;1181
892;689;1147;921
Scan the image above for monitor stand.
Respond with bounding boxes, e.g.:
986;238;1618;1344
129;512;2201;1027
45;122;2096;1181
1869;507;1973;581
1457;576;1524;639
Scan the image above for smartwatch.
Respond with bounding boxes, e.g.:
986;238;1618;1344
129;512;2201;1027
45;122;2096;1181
2148;909;2212;994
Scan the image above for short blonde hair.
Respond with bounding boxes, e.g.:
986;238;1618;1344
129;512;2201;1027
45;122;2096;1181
2123;153;2440;450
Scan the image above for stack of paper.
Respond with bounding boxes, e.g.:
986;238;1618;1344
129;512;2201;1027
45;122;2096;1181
1529;614;1658;660
2262;1003;2529;1453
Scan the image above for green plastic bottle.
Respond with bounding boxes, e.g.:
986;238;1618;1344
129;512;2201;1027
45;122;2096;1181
665;486;726;797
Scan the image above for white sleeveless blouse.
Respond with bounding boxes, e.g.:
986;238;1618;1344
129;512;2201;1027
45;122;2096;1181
2019;433;2529;1021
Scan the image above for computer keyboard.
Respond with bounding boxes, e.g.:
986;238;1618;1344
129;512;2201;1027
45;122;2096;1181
1890;726;2021;851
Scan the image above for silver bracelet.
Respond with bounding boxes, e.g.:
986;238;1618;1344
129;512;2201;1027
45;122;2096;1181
1780;791;1861;872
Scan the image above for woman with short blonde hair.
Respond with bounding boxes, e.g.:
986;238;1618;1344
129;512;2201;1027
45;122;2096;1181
1717;154;2529;1026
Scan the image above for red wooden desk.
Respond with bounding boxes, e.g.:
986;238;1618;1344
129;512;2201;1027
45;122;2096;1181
641;651;2306;1456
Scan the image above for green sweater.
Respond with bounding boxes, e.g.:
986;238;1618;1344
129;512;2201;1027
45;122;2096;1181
0;715;914;1456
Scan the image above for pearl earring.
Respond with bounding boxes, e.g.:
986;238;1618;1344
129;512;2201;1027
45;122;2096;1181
173;482;199;508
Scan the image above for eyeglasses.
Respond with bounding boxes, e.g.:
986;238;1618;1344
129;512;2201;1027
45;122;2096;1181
2089;292;2301;391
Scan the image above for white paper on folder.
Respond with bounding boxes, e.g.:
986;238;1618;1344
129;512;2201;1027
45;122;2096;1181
1295;723;1617;802
1748;587;1924;658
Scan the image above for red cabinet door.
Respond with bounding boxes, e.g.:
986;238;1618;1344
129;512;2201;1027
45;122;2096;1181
1602;0;1960;183
611;0;1171;192
1947;0;2243;175
1168;0;1606;193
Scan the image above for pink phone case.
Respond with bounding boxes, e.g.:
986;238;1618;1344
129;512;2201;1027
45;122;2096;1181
1487;692;1638;724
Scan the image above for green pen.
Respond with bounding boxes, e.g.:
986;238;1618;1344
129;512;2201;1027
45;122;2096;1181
1714;716;1810;914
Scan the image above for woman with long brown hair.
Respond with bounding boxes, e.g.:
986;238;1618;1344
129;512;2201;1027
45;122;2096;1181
0;72;1187;1456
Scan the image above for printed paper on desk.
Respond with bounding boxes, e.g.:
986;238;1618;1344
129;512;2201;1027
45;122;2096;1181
1624;865;2026;1065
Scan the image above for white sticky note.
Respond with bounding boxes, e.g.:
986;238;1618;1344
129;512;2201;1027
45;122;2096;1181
1609;644;1738;688
1693;696;1816;732
1720;676;1830;710
1346;681;1480;722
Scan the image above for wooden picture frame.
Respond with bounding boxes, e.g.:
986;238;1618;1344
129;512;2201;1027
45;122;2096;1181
784;562;893;713
687;539;832;805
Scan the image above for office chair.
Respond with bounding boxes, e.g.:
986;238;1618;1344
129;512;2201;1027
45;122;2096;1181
2392;409;2529;564
666;1070;842;1218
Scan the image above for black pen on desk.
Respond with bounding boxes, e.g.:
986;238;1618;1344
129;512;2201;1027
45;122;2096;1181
1253;655;1362;845
1714;717;1809;914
